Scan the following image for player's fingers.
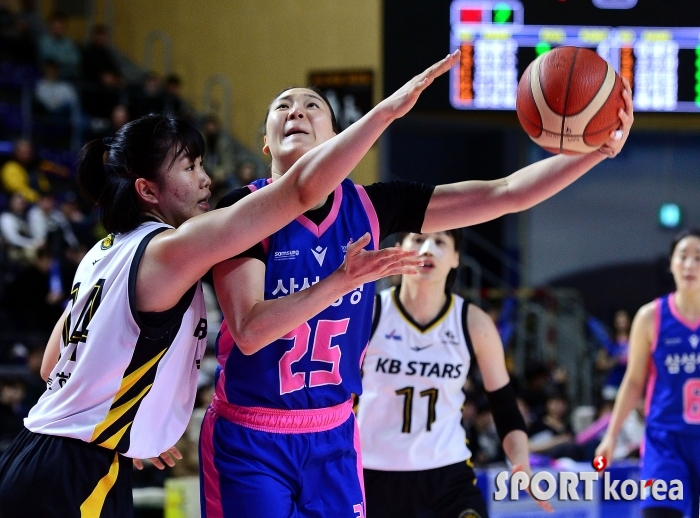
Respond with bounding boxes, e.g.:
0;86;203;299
424;50;460;80
167;446;183;460
346;233;371;256
159;452;177;468
149;457;165;470
621;76;632;94
376;251;421;270
412;50;460;92
133;458;144;470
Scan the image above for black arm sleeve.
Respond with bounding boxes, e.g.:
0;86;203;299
363;180;435;242
215;187;266;262
485;381;528;444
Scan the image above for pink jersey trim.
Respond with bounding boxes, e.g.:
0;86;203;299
353;415;366;510
645;299;661;419
217;321;235;363
669;292;700;330
245;182;270;253
295;184;343;238
201;408;223;518
214;323;231;404
651;298;661;353
355;185;379;251
211;396;353;434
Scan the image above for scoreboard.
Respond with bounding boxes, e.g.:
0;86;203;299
450;0;700;112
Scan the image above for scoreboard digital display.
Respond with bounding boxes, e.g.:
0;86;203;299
450;0;700;112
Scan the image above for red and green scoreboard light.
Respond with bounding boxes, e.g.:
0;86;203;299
451;1;523;28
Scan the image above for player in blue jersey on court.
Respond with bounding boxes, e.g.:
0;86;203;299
202;51;633;518
597;229;700;518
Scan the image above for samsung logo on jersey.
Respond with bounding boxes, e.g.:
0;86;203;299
274;250;300;261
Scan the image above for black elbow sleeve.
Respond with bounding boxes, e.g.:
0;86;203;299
485;381;527;444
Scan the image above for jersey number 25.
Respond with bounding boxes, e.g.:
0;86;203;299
279;319;349;395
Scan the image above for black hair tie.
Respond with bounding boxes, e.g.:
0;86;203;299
102;137;114;148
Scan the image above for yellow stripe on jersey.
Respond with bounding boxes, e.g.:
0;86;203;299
392;288;455;334
112;347;167;406
80;451;119;517
90;384;152;443
98;421;133;450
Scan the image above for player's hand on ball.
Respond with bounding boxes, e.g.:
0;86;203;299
511;464;554;513
133;446;183;470
598;77;634;158
337;232;423;290
378;50;460;121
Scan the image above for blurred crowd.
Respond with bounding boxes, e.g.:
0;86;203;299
0;4;645;511
0;4;263;475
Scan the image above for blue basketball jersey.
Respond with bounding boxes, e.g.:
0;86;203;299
646;294;700;435
215;179;379;410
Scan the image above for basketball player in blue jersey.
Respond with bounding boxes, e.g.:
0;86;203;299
203;56;634;517
597;229;700;518
0;109;417;518
358;231;551;518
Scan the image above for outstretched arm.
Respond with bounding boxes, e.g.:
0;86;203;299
214;233;421;354
596;301;653;466
138;52;461;312
422;78;633;233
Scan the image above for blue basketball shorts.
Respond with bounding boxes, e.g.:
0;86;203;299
640;426;700;517
199;398;365;518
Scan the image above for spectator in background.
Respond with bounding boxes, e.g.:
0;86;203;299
80;24;122;132
16;0;42;39
130;71;165;118
0;0;13;36
164;74;189;118
34;60;80;115
201;114;236;195
519;362;550;419
0;139;50;203
2;12;36;64
110;104;130;132
58;191;93;247
37;12;80;79
27;191;79;257
3;246;64;332
472;400;505;466
88;103;129;141
0;192;39;266
234;160;259;187
525;390;599;461
81;24;122;84
594;309;631;401
22;345;47;412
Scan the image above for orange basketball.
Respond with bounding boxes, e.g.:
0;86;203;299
516;46;624;155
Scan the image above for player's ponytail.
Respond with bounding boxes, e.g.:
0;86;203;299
76;114;205;234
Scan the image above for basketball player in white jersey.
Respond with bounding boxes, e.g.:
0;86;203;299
358;231;552;517
0;110;421;518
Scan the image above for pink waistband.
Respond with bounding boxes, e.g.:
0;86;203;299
211;397;353;434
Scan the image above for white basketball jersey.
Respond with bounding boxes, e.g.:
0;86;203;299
358;287;474;471
25;222;208;458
